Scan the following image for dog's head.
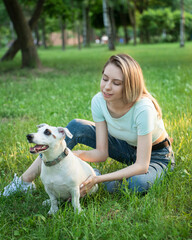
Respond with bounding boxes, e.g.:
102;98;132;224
26;123;73;154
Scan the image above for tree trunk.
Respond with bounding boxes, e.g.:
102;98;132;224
82;3;90;47
10;21;15;40
133;0;137;45
102;0;115;50
41;17;47;49
180;0;185;47
127;0;137;45
123;26;129;44
76;21;81;50
119;6;129;44
109;6;116;43
1;0;44;63
60;18;66;51
137;0;148;43
34;24;40;47
1;39;20;61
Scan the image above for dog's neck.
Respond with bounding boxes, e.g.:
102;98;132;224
40;148;69;167
42;140;67;163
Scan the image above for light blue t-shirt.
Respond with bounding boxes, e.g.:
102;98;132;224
91;92;165;146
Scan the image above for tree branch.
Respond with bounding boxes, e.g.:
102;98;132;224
1;0;45;61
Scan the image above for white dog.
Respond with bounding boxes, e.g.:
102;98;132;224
26;124;98;214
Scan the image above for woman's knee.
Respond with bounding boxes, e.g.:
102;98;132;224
66;119;83;131
65;119;96;149
66;119;95;136
103;181;120;193
103;176;151;194
126;175;151;193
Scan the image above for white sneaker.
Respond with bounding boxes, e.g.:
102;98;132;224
1;173;36;197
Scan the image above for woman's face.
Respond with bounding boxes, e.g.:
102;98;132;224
100;63;124;103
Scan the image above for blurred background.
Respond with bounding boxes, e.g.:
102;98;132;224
0;0;191;65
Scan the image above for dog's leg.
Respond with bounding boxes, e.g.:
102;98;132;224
45;189;59;215
71;187;82;213
48;195;59;215
42;199;51;207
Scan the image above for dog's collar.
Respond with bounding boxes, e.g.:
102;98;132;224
39;148;69;167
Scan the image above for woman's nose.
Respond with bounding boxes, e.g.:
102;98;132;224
104;81;112;89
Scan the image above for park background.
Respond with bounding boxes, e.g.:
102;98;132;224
0;0;192;239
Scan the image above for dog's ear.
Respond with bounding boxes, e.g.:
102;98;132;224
57;127;73;139
37;123;48;128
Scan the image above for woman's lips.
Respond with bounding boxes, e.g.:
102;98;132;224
103;92;113;98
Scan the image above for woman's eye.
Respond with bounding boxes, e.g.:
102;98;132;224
44;129;51;136
114;82;121;86
103;78;108;81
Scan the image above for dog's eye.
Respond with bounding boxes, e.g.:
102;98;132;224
44;129;51;136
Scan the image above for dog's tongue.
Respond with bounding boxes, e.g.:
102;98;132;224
30;145;49;154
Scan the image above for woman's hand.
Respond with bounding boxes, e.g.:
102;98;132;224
80;175;97;197
73;150;84;158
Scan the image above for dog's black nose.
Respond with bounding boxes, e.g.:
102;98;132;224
26;134;33;142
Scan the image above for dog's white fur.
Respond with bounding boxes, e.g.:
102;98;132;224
27;124;98;214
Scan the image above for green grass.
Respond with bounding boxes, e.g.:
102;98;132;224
0;42;191;239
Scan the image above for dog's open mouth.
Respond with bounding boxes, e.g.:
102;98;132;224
30;145;49;154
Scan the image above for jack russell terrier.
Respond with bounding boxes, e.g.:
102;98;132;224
26;124;98;214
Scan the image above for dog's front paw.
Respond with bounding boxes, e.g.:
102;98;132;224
42;199;51;207
48;206;59;215
48;210;56;215
74;206;82;214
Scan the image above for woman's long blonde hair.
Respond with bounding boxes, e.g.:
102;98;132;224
102;54;162;118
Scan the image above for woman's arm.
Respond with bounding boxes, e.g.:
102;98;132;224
96;132;152;183
73;121;109;163
80;132;152;196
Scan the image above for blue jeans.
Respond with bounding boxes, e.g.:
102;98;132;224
65;119;175;193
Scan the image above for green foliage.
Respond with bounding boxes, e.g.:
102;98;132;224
167;10;192;42
139;8;192;43
0;1;9;25
0;43;191;239
1;0;192;48
90;0;103;29
0;1;13;47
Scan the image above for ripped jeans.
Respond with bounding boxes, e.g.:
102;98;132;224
65;119;175;193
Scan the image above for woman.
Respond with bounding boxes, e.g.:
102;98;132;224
1;54;175;197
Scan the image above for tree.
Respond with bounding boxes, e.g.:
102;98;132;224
102;0;115;50
118;4;130;44
60;18;66;50
42;0;71;50
180;0;185;47
0;1;11;47
127;0;137;45
82;0;90;47
1;0;44;68
139;8;175;43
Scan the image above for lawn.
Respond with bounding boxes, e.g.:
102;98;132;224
0;42;191;239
